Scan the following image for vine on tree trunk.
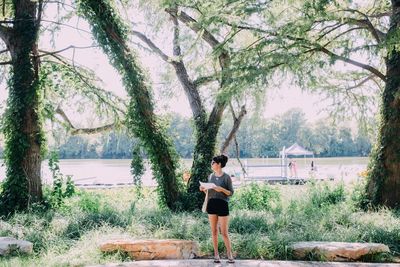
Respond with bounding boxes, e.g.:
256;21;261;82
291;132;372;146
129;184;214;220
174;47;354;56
77;0;184;210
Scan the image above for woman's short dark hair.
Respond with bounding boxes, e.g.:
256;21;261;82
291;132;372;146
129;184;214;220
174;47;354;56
212;155;228;168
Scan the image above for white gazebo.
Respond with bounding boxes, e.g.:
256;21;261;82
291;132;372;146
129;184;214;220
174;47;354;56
280;143;314;178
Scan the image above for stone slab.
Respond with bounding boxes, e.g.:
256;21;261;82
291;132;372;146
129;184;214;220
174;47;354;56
0;237;33;256
100;239;200;260
290;241;390;261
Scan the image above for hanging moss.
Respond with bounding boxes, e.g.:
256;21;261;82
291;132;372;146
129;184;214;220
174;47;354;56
77;0;184;210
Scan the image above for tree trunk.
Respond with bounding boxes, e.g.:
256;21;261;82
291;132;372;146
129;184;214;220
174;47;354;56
78;0;182;210
0;0;43;214
186;114;224;209
366;0;400;208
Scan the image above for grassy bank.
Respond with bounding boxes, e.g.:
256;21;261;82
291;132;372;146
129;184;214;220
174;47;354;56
0;181;399;266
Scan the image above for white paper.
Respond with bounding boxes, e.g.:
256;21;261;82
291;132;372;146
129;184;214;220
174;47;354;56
200;182;217;190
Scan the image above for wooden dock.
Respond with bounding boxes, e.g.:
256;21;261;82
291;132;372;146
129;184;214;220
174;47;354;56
242;176;329;185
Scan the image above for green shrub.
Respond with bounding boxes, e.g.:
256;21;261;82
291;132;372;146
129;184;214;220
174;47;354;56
232;233;273;259
139;209;173;230
62;205;130;240
78;192;101;213
308;182;346;208
231;183;280;211
64;176;76;198
48;151;76;208
230;211;271;234
350;178;370;210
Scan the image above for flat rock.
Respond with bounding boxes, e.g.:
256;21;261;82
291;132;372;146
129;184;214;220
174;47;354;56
100;239;200;260
290;241;390;261
0;237;33;256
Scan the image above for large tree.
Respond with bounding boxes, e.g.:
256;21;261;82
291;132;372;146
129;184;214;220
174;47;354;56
77;0;183;210
0;0;138;214
0;0;45;214
163;6;243;209
366;0;400;208
175;0;400;208
126;0;277;209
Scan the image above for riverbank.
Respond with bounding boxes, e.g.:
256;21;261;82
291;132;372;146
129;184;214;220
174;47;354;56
0;157;369;187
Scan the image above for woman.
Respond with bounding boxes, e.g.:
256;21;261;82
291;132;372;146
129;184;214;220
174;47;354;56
200;154;235;263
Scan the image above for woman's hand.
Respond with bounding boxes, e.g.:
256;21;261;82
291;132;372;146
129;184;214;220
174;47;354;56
199;186;206;192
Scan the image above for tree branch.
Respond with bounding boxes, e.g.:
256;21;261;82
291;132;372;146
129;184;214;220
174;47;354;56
0;60;11;65
42;54;127;115
233;135;247;176
168;8;231;126
367;11;391;18
228;101;247;176
171;13;181;57
38;45;99;57
345;74;375;91
193;74;217;87
129;40;154;54
220;104;246;154
0;24;12;45
40;19;92;34
340;8;386;42
166;8;220;49
71;124;116;135
321;26;365;47
0;20;14;24
130;15;206;121
318;46;386;81
316;22;346;41
55;106;116;135
42;1;76;10
139;9;205;122
343;17;385;43
229;101;237;119
36;0;43;33
131;30;173;63
227;22;273;35
55;106;74;128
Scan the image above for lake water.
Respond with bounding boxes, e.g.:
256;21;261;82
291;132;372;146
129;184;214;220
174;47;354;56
0;157;369;187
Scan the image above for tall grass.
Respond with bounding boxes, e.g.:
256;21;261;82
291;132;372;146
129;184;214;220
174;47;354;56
0;182;399;266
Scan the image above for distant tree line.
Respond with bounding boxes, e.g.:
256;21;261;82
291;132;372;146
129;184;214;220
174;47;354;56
222;108;372;158
0;109;370;159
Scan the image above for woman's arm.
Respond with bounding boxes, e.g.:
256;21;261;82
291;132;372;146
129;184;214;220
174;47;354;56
214;186;232;196
214;175;234;196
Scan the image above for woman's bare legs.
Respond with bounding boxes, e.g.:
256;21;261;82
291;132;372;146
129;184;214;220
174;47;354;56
219;215;233;260
208;214;219;259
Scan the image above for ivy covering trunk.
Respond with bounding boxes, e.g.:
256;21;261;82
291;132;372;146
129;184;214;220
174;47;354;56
77;0;183;210
0;0;44;215
366;0;400;208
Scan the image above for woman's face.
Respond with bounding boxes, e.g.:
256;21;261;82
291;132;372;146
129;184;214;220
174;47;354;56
211;160;221;172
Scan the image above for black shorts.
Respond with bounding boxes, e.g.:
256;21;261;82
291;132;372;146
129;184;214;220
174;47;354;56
207;198;229;216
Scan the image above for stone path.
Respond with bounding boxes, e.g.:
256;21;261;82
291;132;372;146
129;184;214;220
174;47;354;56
90;259;400;267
